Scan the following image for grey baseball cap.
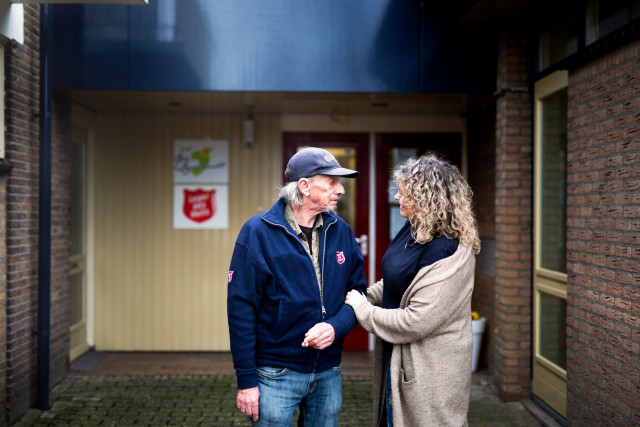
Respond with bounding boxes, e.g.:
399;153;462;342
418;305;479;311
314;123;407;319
285;147;359;181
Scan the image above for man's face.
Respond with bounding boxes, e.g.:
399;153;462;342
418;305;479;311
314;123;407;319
306;175;345;212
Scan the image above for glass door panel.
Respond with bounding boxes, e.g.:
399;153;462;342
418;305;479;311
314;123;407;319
533;71;568;419
387;148;418;240
538;291;567;369
539;89;567;273
323;147;357;228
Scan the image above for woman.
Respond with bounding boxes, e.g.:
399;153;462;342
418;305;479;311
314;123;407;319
345;154;481;427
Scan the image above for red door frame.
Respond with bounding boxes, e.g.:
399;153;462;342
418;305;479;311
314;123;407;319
283;132;370;351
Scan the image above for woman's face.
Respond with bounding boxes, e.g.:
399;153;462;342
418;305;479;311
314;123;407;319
394;181;413;219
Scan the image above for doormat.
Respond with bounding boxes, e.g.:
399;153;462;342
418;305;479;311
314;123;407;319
70;351;113;373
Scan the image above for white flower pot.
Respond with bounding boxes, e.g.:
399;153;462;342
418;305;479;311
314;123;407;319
472;317;486;372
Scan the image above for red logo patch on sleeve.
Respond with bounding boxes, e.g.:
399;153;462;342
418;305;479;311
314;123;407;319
228;271;234;283
336;251;345;264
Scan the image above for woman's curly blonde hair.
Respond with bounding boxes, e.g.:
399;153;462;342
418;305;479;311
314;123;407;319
393;153;481;254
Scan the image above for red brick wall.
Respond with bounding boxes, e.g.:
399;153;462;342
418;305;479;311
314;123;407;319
50;95;71;384
4;10;41;421
468;102;496;371
49;96;71;392
0;173;8;424
493;29;533;400
566;38;640;427
3;5;71;424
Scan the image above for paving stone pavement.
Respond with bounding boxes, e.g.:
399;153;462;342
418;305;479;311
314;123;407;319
13;352;561;426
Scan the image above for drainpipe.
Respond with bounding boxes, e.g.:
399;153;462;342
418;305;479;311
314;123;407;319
37;3;52;411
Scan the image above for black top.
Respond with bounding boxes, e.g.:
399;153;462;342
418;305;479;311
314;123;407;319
299;225;314;255
380;221;459;357
381;221;459;310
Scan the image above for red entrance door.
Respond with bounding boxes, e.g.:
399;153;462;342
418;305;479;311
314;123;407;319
283;132;370;351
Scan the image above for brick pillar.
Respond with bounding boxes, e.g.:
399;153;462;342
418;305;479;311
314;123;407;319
493;29;533;400
5;21;41;423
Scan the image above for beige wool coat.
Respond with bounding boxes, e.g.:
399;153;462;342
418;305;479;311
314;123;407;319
353;244;475;427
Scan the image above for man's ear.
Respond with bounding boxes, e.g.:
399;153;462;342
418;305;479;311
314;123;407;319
298;178;311;197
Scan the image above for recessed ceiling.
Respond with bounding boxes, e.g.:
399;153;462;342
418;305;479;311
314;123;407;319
57;90;488;116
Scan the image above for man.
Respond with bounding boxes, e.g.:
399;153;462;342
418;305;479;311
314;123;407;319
227;147;367;426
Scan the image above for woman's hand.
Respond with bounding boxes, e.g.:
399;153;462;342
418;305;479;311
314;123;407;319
345;289;366;309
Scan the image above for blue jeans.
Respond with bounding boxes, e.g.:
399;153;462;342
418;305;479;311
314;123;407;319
253;365;342;427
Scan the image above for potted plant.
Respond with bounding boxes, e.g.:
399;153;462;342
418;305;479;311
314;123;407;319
471;311;486;372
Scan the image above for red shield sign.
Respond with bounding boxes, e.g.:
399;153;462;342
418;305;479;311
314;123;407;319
336;251;345;264
183;188;216;223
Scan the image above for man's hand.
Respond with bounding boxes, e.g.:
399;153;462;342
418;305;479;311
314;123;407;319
236;386;260;421
301;322;335;350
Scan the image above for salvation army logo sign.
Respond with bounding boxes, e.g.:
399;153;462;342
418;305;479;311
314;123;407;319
336;251;345;264
174;185;228;229
183;188;215;223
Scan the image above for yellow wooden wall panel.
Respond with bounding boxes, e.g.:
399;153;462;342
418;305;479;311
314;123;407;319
93;113;282;351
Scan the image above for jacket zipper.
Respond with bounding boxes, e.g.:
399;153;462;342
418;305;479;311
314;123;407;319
262;216;336;321
316;218;335;371
319;219;336;321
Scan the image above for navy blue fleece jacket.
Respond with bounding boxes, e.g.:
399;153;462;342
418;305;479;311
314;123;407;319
227;198;367;390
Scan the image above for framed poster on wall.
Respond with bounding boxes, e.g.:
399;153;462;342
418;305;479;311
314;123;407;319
173;139;228;184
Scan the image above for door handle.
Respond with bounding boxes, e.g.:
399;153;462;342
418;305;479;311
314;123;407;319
355;234;368;256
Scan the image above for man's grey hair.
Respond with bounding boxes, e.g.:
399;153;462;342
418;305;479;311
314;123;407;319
278;177;315;206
